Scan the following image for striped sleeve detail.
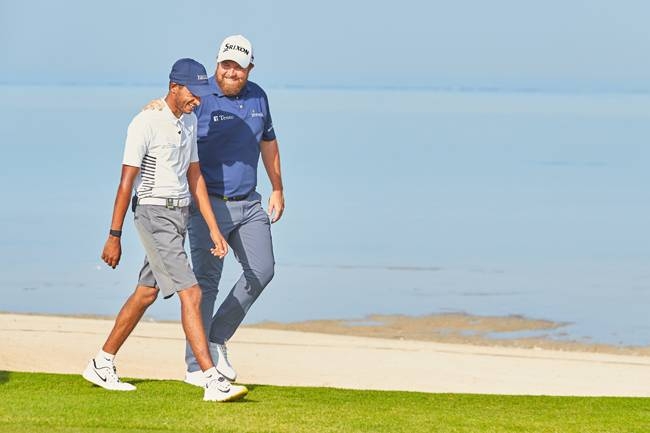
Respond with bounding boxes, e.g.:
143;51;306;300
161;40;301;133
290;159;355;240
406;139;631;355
138;154;156;198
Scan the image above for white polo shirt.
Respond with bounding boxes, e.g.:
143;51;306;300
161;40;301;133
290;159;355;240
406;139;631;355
123;99;199;200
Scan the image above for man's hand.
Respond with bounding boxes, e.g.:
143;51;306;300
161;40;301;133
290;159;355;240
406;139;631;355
268;190;285;223
102;236;122;269
142;99;165;111
209;231;229;259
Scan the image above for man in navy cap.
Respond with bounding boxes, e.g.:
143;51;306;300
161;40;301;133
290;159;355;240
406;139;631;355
82;58;248;402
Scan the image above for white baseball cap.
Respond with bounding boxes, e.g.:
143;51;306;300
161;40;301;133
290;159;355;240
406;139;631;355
216;35;254;68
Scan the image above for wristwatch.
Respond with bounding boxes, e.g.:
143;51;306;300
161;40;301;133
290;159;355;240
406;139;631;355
109;229;122;238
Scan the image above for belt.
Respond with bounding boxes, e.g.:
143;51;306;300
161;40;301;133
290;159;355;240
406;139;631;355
210;192;251;202
138;197;191;209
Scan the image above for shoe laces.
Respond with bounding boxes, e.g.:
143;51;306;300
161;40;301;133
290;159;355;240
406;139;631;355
206;374;231;392
110;365;123;382
97;362;121;383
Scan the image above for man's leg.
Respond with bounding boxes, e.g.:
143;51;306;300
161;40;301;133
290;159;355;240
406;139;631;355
102;285;158;354
177;285;212;370
82;285;157;391
185;199;234;373
209;195;275;344
177;283;248;402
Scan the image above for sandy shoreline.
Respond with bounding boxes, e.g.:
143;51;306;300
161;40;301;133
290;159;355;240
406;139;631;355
250;313;650;356
2;313;650;397
11;310;646;356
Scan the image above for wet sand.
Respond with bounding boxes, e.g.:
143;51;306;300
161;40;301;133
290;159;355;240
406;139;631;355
251;313;650;356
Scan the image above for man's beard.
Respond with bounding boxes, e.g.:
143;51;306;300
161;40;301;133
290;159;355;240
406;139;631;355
217;76;247;96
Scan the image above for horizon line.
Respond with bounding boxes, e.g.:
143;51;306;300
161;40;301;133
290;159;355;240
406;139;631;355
2;81;650;95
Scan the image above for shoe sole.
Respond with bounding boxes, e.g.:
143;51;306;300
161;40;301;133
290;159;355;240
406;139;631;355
204;386;248;402
82;365;135;391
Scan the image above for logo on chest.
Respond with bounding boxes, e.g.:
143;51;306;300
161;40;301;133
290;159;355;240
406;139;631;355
213;114;235;123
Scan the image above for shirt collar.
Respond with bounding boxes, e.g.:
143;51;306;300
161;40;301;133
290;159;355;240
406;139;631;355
162;97;185;124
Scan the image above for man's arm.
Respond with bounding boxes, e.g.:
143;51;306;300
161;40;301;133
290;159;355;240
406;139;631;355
142;98;165;111
260;138;285;223
101;165;140;269
187;162;229;259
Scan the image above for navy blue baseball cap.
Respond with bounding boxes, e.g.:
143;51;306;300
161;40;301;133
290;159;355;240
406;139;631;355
169;58;212;97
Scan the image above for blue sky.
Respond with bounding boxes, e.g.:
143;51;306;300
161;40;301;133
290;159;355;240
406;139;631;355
2;0;650;90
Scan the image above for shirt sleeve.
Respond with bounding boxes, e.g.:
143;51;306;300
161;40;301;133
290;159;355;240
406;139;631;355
122;112;150;167
261;92;276;142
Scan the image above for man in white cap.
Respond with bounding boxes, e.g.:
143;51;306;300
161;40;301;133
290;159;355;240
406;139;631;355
182;35;285;386
82;58;248;402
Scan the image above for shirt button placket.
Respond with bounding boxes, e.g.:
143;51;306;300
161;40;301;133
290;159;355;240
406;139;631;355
176;120;183;144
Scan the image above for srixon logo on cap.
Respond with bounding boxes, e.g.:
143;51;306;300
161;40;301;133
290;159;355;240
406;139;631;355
223;43;250;55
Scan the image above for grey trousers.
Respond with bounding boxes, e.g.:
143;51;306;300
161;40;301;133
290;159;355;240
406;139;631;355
185;191;275;372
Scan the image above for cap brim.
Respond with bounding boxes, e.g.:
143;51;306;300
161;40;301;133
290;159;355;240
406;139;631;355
186;83;214;97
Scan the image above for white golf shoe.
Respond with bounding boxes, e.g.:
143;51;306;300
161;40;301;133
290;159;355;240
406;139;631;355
82;359;136;391
209;342;237;381
203;374;248;402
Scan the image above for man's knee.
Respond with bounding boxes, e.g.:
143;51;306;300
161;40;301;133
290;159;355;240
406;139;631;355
246;262;274;291
195;273;220;297
260;263;275;287
179;284;202;307
192;254;223;296
134;285;158;307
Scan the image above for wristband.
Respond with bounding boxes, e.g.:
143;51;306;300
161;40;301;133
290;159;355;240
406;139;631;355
109;229;122;238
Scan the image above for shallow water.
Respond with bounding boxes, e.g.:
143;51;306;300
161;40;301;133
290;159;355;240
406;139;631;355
1;85;649;347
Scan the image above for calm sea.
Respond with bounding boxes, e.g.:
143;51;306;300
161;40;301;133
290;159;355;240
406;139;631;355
1;84;649;346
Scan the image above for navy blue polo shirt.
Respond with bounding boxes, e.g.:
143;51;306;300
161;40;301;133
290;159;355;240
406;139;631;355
194;76;276;197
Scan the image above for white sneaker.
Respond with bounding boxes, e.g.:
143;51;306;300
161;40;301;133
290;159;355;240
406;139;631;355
209;342;237;381
184;370;206;387
82;359;136;391
203;374;248;402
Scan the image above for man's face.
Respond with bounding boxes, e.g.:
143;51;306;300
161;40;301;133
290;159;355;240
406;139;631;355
175;85;201;114
215;60;252;96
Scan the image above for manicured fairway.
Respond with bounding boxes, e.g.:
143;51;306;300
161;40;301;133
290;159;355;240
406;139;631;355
0;371;649;433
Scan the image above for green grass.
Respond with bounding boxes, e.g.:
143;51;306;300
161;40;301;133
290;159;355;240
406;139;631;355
0;371;649;433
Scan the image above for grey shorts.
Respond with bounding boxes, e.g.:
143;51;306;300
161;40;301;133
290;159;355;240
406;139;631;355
134;204;198;298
